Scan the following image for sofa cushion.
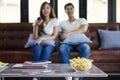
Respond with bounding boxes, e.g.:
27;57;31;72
0;23;119;50
50;51;82;63
24;34;56;48
1;50;120;63
90;50;120;63
0;23;32;50
0;51;33;63
63;34;92;45
24;34;36;48
46;50;120;63
86;23;119;50
98;29;120;50
94;63;120;73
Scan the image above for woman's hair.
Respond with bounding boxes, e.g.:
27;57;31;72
64;3;74;10
35;2;56;39
40;2;56;20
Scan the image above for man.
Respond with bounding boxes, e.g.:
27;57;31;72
59;3;91;80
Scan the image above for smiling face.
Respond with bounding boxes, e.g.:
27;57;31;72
42;3;51;17
65;5;74;17
40;2;55;19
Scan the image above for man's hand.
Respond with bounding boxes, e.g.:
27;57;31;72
61;32;70;40
35;38;43;45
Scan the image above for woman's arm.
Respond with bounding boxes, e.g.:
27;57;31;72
33;20;43;39
41;26;59;40
33;24;38;39
35;26;58;44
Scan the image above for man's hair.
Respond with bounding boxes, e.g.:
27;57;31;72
64;3;74;10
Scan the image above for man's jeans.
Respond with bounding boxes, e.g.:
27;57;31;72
59;43;91;80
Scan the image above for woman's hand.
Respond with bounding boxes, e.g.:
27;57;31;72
35;38;43;45
35;20;43;26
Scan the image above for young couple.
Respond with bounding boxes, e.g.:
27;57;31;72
32;2;90;80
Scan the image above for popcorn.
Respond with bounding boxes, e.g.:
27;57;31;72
0;61;4;66
70;57;92;71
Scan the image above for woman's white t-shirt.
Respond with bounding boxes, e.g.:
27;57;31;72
59;18;88;33
33;18;59;36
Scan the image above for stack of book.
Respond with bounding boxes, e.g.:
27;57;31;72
12;61;52;69
0;61;8;72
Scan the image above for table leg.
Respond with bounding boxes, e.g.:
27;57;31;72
1;77;5;80
65;77;72;80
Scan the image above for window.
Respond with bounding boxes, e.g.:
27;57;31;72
117;0;120;22
29;0;50;23
0;0;20;23
87;0;108;23
58;0;79;22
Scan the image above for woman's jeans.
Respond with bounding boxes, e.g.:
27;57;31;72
33;44;55;61
32;44;55;80
59;43;91;80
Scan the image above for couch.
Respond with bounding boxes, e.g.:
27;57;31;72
0;23;120;74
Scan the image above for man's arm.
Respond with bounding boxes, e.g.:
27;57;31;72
67;25;87;34
61;25;87;40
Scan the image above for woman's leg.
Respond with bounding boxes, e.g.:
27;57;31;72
40;45;55;61
32;44;43;80
59;44;72;63
32;44;43;61
76;43;91;58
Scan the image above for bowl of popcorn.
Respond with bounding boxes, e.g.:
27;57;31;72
70;57;93;72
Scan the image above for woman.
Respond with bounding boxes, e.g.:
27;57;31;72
32;2;58;80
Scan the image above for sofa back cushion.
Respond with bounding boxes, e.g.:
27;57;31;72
86;23;120;50
0;23;32;50
0;23;120;50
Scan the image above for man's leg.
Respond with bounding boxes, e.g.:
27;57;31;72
76;43;91;58
59;44;73;80
59;44;72;63
40;45;55;61
76;43;91;80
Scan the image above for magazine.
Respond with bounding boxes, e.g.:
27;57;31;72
12;61;52;69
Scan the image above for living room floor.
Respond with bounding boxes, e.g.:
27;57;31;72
4;75;120;80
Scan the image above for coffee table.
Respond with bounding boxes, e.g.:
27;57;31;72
0;64;108;80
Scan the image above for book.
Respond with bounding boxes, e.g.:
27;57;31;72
12;61;52;69
0;63;8;72
0;63;8;69
23;61;52;66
